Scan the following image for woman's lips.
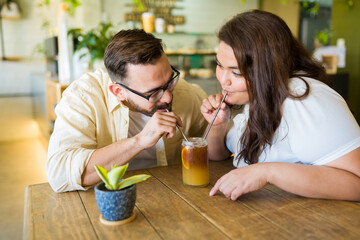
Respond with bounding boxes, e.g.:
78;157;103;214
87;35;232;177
222;90;230;103
223;90;231;95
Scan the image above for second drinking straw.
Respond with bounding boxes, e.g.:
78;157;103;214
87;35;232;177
202;91;228;140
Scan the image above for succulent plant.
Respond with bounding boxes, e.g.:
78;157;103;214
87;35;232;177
94;163;150;190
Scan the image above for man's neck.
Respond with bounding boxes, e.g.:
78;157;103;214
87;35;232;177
122;100;137;112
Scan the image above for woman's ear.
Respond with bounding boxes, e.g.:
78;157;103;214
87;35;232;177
109;83;126;101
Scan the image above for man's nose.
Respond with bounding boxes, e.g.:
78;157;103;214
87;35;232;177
159;89;172;103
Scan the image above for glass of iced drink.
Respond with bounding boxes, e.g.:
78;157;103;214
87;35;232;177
181;137;209;187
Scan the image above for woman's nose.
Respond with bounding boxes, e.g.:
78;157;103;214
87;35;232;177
218;71;231;86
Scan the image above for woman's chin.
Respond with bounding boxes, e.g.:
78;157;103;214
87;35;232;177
226;95;248;106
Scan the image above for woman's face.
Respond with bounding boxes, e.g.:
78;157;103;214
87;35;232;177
216;41;249;105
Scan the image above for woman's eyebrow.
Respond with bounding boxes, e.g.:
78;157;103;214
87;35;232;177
216;57;238;70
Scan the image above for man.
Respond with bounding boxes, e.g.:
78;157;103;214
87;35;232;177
46;29;207;192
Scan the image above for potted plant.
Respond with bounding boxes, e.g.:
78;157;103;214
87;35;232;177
314;28;332;49
68;22;115;70
94;163;150;224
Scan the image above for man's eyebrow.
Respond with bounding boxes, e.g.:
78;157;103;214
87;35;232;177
215;57;238;70
143;86;161;94
143;72;174;94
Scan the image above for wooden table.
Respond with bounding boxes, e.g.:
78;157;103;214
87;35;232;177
24;159;360;239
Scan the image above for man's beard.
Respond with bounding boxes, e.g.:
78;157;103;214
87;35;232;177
126;97;172;117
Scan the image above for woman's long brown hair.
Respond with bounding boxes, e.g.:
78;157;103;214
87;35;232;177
218;10;328;165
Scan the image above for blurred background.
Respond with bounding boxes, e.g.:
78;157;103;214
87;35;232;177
0;0;359;239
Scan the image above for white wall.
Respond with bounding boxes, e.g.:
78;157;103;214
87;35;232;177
1;0;44;58
174;0;258;33
0;60;45;95
1;0;259;59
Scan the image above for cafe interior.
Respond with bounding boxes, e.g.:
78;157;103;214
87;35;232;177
0;0;359;239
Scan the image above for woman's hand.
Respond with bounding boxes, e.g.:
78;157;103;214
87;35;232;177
201;94;231;125
209;163;270;200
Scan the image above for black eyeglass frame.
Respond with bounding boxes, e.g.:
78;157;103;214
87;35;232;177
115;65;180;103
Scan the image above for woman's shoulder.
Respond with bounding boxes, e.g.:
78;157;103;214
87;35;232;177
288;76;332;96
283;75;359;138
282;76;360;163
284;76;350;120
286;76;346;111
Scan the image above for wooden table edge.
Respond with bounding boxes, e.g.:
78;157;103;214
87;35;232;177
23;185;33;240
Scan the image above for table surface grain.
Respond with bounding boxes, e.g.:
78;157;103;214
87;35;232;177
23;159;360;240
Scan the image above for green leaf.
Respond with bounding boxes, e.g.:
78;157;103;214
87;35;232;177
117;174;151;190
108;164;128;189
94;165;112;190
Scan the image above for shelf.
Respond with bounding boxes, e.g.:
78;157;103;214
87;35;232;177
165;51;216;56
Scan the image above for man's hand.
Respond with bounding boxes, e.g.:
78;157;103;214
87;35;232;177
136;111;183;149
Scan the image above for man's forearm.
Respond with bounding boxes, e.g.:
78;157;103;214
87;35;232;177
81;135;145;186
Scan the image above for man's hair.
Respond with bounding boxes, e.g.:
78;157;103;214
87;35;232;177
104;29;164;83
218;10;328;165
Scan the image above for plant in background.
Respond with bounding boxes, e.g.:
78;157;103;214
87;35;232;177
300;0;320;15
35;0;81;56
336;0;355;10
68;22;115;65
132;0;145;12
94;163;150;190
37;0;81;16
315;28;332;45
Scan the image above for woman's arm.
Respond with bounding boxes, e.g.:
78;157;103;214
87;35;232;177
206;123;231;161
200;94;232;161
210;147;360;201
268;147;360;200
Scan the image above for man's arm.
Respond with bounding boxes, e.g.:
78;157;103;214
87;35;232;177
47;93;180;192
82;111;182;187
81;135;145;186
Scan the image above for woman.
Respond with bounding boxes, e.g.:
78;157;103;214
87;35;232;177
201;10;360;201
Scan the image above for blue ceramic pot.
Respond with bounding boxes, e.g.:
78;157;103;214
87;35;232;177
94;182;136;221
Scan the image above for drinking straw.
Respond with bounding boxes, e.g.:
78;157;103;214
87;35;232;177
202;91;228;140
165;109;188;142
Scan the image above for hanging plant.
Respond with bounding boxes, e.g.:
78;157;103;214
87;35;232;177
68;22;116;64
240;0;355;15
315;28;332;45
336;0;355;9
300;1;320;15
37;0;81;16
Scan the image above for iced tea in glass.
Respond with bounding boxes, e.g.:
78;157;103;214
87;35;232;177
181;137;209;187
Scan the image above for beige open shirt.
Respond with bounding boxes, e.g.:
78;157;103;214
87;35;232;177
46;68;208;192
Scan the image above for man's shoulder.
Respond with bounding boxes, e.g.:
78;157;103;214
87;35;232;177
64;68;110;97
174;79;207;99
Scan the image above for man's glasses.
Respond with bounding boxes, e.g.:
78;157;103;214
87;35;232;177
115;65;180;103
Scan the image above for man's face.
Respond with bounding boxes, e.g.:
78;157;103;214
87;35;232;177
126;95;170;116
120;54;175;116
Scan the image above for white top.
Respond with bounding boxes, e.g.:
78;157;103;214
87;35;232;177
226;77;360;168
127;110;165;170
